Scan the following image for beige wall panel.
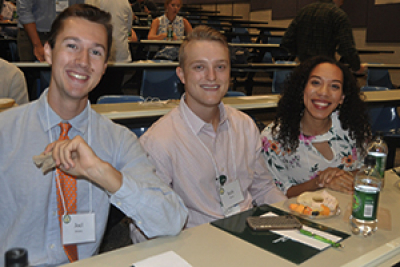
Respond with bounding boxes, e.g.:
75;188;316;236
232;3;249;20
216;4;233;15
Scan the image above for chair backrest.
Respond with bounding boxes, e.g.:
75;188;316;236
97;95;145;104
140;68;181;100
267;36;282;45
225;91;246;97
367;65;394;89
96;95;148;137
272;61;296;94
361;86;400;133
231;27;251;44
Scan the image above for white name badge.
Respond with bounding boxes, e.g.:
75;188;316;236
220;180;244;211
62;213;96;245
56;0;69;13
223;204;241;217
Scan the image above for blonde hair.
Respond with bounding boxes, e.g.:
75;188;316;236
179;25;228;68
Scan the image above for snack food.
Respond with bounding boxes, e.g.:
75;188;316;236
0;98;15;109
289;190;339;216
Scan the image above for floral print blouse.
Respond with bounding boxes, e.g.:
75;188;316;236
261;111;361;195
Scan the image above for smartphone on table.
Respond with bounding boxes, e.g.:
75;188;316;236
246;215;302;231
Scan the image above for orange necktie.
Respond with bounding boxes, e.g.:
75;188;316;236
56;122;78;262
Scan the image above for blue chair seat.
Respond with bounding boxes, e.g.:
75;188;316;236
361;86;400;169
96;95;148;137
272;61;297;94
140;63;181;100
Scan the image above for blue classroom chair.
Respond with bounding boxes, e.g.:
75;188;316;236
140;68;181;100
271;61;297;94
96;95;148;137
361;86;400;169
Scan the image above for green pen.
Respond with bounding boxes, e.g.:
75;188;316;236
299;228;343;248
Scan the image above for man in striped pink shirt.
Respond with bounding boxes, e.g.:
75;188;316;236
139;25;286;231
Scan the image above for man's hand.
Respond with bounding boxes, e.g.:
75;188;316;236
45;135;99;178
44;136;123;193
33;44;45;62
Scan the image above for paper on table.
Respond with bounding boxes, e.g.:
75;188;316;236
262;212;342;250
132;251;192;267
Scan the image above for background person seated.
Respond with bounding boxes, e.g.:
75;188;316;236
261;56;371;198
0;58;28;104
147;0;191;60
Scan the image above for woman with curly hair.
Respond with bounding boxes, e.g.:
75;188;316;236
261;56;371;198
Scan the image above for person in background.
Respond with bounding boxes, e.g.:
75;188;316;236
16;0;85;62
261;56;371;198
0;1;18;60
139;26;286;238
0;1;18;37
84;0;138;103
147;0;191;60
0;58;28;104
0;4;187;266
85;0;137;62
131;0;159;18
281;0;365;74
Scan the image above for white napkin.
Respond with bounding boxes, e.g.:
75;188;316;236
262;212;342;250
132;251;192;267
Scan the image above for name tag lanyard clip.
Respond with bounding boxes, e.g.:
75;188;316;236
181;104;237;199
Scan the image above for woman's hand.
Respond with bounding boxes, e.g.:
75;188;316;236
317;168;353;194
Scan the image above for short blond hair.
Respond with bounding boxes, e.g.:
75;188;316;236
178;25;228;68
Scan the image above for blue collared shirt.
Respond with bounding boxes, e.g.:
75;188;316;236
0;90;188;266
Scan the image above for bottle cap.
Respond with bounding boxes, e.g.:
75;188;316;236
5;248;28;267
364;155;376;166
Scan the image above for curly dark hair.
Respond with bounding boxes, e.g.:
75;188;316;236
271;56;371;153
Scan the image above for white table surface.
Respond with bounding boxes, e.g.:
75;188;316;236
91;91;400;121
64;172;400;267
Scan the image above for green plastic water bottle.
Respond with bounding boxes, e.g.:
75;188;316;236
367;132;388;187
350;155;382;237
167;23;173;41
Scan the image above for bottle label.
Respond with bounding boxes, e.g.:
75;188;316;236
368;152;386;178
167;27;173;40
352;185;380;220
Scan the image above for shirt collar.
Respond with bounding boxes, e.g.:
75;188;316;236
179;93;228;135
38;88;89;135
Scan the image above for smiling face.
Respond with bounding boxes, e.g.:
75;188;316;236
302;63;344;124
176;40;230;116
166;0;181;20
44;17;108;114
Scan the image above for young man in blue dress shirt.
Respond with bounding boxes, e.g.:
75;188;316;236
0;4;187;266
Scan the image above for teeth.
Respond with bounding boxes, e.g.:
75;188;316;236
313;101;329;107
202;85;219;89
70;72;87;80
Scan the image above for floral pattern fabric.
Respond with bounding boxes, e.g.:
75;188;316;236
154;15;184;60
261;111;361;195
